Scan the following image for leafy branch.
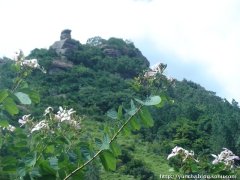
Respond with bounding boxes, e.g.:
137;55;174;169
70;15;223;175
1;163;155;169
64;104;144;179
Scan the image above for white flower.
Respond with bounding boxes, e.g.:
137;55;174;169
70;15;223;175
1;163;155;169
18;114;31;127
11;50;46;73
12;49;24;62
7;124;16;132
21;58;46;73
151;63;162;72
66;120;81;129
211;148;240;168
144;71;157;78
21;59;40;68
167;146;198;162
167;146;184;160
0;124;16;132
31;120;48;133
55;106;76;122
144;63;167;78
44;107;54;116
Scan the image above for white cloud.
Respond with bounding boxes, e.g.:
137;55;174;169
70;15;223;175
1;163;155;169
1;0;240;101
141;0;240;101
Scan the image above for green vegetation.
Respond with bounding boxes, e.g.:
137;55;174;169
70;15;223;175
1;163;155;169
0;36;239;179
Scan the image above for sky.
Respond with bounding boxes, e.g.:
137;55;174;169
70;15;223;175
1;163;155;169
1;0;240;102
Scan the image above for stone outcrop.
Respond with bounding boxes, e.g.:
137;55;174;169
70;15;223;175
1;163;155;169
49;29;80;73
49;58;74;74
50;29;80;57
51;60;73;69
100;44;121;58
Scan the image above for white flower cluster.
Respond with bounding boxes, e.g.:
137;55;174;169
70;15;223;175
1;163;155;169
29;106;80;133
18;114;31;127
144;63;167;78
31;120;48;133
21;59;40;69
0;114;31;132
211;148;240;169
168;146;240;169
55;106;76;122
54;106;80;129
167;146;199;162
44;107;53;116
0;124;16;132
12;49;46;73
17;106;80;133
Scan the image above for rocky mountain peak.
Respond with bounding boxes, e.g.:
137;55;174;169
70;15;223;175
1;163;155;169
60;29;72;40
49;29;80;72
50;29;80;56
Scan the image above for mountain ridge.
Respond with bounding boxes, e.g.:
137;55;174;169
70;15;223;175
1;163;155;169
0;30;239;179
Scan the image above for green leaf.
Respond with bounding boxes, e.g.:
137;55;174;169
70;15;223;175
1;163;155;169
0;89;8;103
17;167;26;177
57;136;71;145
45;145;55;154
135;96;161;106
2;165;16;173
80;146;91;160
191;163;198;173
2;156;18;166
15;140;28;147
117;105;123;120
28;90;40;104
3;97;19;115
25;152;37;167
11;63;21;72
99;150;116;171
49;157;59;171
156;93;167;108
107;109;118;120
130;116;141;130
14;92;31;105
127;100;138;116
123;124;131;136
0;120;9;128
2;157;17;173
110;141;121;156
156;93;174;108
144;96;161;106
95;138;102;149
139;107;154;127
134;98;144;105
39;159;56;175
0;136;2;148
29;167;41;178
100;133;110;150
19;89;40;104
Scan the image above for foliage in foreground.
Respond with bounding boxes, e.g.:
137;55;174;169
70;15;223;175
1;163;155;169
0;51;163;179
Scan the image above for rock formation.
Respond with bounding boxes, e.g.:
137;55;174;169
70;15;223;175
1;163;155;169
50;29;80;57
49;29;80;72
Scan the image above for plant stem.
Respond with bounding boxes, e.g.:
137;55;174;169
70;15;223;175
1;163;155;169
64;148;103;180
63;104;143;180
109;105;143;144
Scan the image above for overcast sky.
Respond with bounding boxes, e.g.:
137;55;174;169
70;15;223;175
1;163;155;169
1;0;240;102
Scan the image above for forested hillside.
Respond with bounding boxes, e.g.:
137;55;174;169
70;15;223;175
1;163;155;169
0;31;239;179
